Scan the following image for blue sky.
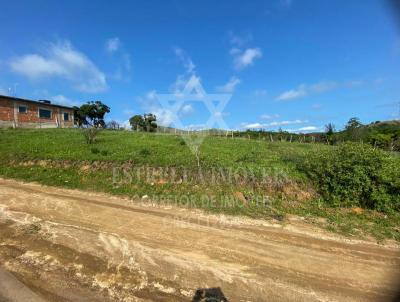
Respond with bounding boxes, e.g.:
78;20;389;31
1;0;399;132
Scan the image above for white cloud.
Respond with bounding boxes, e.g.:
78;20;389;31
52;94;81;107
242;123;264;129
173;47;196;74
136;90;177;127
297;126;318;131
216;76;241;93
169;74;203;97
110;119;131;130
106;37;121;53
276;80;364;101
119;119;131;129
260;114;280;119
105;38;131;82
145;90;157;100
276;81;339;101
180;104;194;115
183;123;207;130
284;126;322;133
231;47;262;70
276;85;308;101
241;119;307;129
151;107;176;126
310;81;337;92
169;48;199;99
228;31;253;46
265;119;307;127
10;40;107;93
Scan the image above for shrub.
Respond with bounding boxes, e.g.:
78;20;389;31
90;147;100;154
139;148;151;157
300;142;400;212
82;128;100;144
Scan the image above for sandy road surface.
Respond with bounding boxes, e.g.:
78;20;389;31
0;178;399;302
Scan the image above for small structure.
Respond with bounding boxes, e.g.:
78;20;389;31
0;95;74;128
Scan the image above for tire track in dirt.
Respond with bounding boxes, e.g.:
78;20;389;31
0;178;399;301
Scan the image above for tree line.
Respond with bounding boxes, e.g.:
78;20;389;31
72;102;399;151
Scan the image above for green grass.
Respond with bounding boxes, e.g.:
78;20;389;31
0;128;322;171
0;128;399;242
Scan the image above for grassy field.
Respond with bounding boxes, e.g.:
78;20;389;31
0;128;399;241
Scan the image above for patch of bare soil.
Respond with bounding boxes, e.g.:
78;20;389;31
0;178;399;301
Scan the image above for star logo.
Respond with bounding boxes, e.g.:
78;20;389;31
156;76;231;156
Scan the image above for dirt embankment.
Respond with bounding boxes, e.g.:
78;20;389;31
0;178;399;302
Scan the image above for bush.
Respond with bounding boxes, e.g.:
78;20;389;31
139;148;151;157
82;128;100;144
300;142;400;212
90;147;100;154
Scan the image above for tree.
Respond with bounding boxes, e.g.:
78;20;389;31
345;117;362;131
324;123;336;145
325;123;336;135
74;101;110;128
345;117;363;141
73;106;88;127
107;120;120;130
143;113;157;132
129;113;157;132
129;115;145;131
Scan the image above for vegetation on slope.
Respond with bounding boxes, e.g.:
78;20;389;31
234;119;400;151
0;128;399;241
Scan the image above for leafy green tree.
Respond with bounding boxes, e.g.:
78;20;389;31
324;123;336;144
129;115;145;131
345;117;362;131
325;123;335;135
143;113;157;132
345;117;364;141
74;101;110;128
73;106;87;127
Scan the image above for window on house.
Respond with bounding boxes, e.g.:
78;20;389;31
18;105;27;113
63;112;69;121
39;108;52;119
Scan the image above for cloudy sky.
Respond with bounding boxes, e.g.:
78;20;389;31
1;0;400;131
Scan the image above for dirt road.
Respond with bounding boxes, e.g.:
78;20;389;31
0;178;399;301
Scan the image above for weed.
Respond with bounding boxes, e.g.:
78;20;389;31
139;148;151;157
91;147;100;154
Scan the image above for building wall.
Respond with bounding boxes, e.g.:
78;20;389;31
0;96;74;128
